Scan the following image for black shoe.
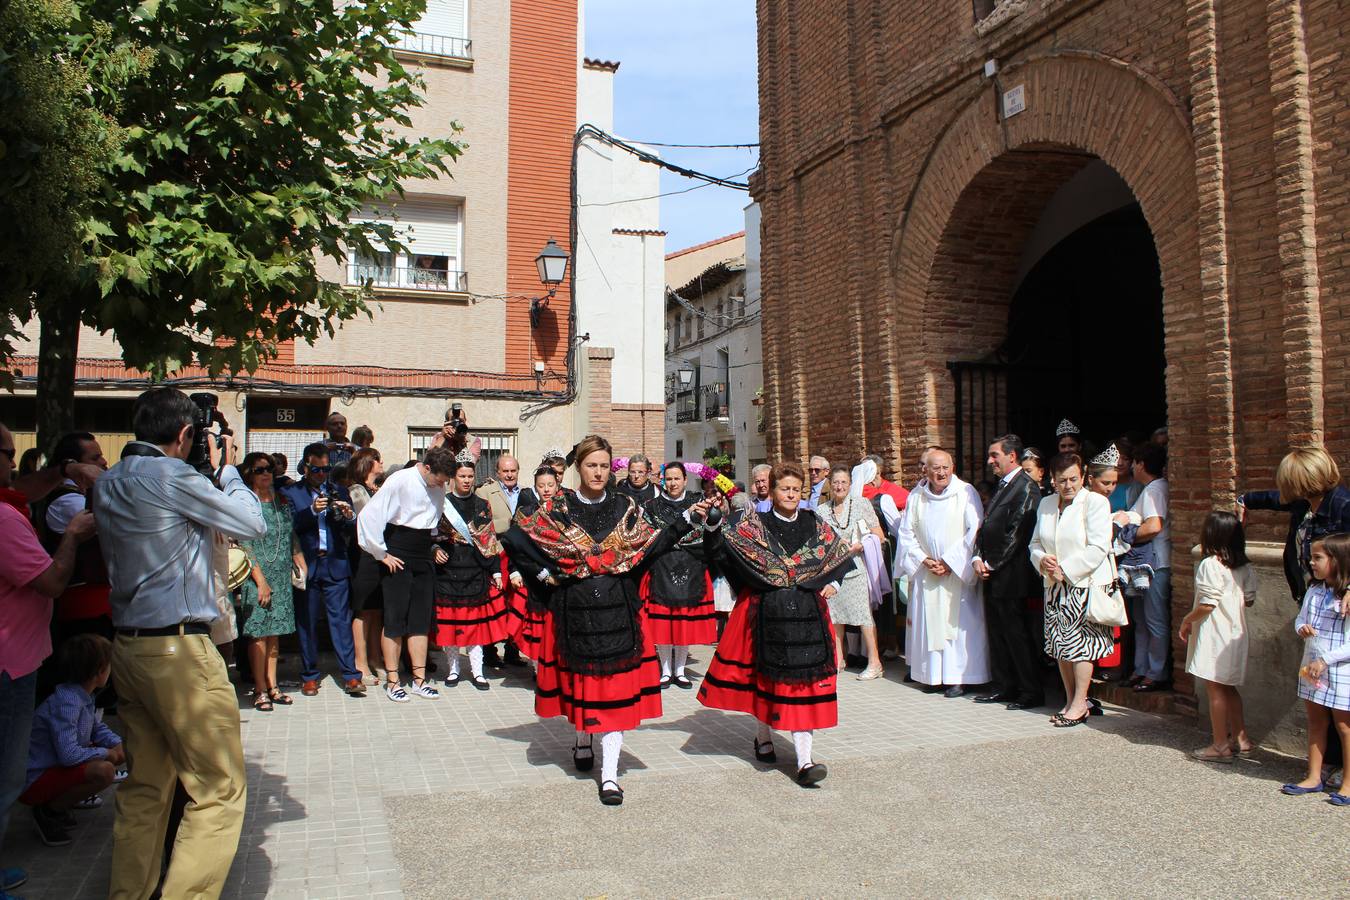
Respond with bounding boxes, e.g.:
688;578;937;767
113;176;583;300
974;691;1012;704
753;739;777;763
573;744;595;772
920;683;944;694
659;675;672;690
444;673;460;688
470;675;490;691
845;654;867;669
483;646;504;669
503;644;526;668
672;674;694;690
1005;696;1044;711
943;685;965;698
599;780;624;805
1087;697;1104;716
58;808;77;828
33;806;72;847
796;763;828;786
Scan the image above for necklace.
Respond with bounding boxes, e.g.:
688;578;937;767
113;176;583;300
255;499;288;565
823;497;850;529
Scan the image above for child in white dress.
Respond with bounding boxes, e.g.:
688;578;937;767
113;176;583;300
1180;511;1257;763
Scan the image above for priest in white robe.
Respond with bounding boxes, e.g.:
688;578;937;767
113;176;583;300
896;448;990;696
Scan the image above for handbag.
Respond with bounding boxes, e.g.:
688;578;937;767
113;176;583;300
291;561;307;591
1084;502;1128;627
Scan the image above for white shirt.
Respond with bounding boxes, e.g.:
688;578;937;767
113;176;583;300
45;480;86;533
357;465;445;561
1131;478;1170;569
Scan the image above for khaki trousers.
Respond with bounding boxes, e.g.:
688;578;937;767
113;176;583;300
110;632;246;900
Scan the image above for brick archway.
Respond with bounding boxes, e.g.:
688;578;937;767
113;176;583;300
887;53;1200;481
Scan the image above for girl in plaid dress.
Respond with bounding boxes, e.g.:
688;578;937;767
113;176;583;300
1283;534;1350;805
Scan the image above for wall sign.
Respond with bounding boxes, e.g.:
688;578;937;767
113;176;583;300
1003;84;1026;118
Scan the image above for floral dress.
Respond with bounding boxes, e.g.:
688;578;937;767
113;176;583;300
237;498;298;638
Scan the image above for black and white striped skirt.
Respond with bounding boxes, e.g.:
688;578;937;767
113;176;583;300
1044;582;1114;662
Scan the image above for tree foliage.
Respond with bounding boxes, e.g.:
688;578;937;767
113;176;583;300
0;0;144;380
50;0;463;378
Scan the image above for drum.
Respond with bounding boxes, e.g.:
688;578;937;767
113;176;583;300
226;545;253;591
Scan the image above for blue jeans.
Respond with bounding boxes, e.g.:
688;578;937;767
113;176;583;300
1131;567;1172;680
295;577;358;682
0;670;38;864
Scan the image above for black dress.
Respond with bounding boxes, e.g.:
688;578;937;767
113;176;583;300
432;493;510;647
641;492;718;645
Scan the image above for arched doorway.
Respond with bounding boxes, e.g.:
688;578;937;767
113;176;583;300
942;158;1168;478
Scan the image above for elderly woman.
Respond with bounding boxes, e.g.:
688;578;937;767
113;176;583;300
236;452;304;711
816;465;886;679
1029;453;1115;727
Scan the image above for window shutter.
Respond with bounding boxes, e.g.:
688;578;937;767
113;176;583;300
416;0;466;37
401;200;461;264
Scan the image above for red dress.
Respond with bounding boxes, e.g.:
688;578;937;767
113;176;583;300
697;509;856;731
505;575;547;660
432;494;510;647
639;492;719;645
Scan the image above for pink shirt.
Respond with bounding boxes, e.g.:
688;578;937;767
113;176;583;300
0;501;55;678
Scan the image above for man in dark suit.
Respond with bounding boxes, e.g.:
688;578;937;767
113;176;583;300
971;434;1044;709
282;442;365;697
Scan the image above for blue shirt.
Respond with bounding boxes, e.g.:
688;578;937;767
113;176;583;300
26;683;121;787
93;444;266;628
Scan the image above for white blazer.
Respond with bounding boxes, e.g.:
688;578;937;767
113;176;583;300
1028;489;1113;590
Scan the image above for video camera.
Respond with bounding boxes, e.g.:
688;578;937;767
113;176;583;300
186;392;230;476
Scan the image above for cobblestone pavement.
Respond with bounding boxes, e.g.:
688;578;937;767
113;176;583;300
3;651;1323;899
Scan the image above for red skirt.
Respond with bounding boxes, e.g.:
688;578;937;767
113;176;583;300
640;571;719;646
534;609;663;733
506;583;547;660
697;593;838;731
433;584;511;647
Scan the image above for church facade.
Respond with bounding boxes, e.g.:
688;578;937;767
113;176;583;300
753;0;1347;745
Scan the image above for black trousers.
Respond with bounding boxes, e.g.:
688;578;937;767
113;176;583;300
985;587;1043;699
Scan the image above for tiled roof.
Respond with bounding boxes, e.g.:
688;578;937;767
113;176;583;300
665;231;746;261
583;57;620;72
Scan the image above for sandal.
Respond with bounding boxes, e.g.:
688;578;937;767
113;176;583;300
1191;744;1235;764
1051;711;1089;727
856;666;884;681
268;688;293;706
252;695;274;712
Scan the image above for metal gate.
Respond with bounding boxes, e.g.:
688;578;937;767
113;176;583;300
948;360;1070;483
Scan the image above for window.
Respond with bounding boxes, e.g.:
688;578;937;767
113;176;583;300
409;428;515;486
349;199;465;293
394;0;472;60
675;440;684;458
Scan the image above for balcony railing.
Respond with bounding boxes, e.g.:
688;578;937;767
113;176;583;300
674;392;700;424
348;263;468;294
702;382;729;420
393;31;473;61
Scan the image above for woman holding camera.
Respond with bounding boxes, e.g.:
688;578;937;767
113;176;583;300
236;452;303;711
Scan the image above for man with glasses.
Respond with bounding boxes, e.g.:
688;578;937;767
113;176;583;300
281;443;363;697
803;455;830;510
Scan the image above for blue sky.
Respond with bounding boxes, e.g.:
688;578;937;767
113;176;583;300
583;1;759;253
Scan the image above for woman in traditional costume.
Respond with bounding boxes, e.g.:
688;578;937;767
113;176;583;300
641;461;719;688
433;453;516;690
516;435;712;805
501;466;563;671
698;461;860;785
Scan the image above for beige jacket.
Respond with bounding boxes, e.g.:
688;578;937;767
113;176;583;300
476;479;518;534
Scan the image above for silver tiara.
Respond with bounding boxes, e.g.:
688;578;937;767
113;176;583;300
1090;444;1119;467
542;447;566;461
454;449;476;465
1056;418;1081;437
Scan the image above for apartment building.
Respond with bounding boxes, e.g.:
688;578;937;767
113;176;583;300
4;0;663;480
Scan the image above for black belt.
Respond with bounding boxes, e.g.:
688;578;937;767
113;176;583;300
116;623;211;638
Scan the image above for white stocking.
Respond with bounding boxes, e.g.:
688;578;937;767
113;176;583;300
756;722;772;745
792;730;813;769
656;644;673;677
671;645;689;676
443;647;461;677
468;645;484;678
600;731;624;783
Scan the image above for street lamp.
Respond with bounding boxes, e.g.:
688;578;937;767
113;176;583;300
530;238;571;327
677;366;694;386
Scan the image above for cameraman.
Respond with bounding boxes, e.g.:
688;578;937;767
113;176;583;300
91;387;265;900
432;404;481;461
280;442;363;697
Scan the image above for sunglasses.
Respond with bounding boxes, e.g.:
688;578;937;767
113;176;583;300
250;466;274;475
307;465;332;474
808;467;826;473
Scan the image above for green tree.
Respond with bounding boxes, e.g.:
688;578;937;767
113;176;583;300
31;0;462;451
0;0;143;386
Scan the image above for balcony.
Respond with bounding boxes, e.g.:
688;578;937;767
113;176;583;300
392;31;473;65
348;263;468;296
702;383;729;421
674;392;699;424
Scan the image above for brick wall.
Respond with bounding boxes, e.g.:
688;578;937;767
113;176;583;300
756;0;1348;708
586;347;663;458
